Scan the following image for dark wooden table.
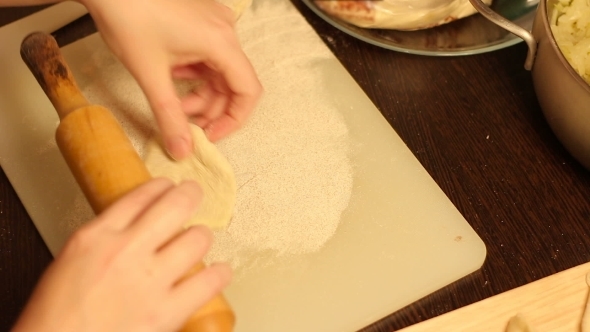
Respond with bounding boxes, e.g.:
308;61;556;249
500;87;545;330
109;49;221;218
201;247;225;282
2;2;590;331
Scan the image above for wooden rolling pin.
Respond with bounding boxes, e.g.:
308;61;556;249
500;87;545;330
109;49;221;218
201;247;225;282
20;32;235;332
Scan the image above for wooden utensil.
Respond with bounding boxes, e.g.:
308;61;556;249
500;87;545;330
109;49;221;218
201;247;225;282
400;261;590;331
19;31;235;332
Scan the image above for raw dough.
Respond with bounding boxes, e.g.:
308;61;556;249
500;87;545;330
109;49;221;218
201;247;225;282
144;125;237;230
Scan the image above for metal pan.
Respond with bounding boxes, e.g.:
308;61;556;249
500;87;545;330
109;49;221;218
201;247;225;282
469;0;590;169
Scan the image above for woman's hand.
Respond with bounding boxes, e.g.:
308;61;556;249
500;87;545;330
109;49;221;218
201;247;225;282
83;0;263;159
0;0;262;158
12;179;231;332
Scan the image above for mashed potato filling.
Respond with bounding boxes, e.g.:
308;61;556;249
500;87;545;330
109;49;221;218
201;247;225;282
551;0;590;84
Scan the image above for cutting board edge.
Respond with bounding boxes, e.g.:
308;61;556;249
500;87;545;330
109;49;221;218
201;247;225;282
0;2;88;256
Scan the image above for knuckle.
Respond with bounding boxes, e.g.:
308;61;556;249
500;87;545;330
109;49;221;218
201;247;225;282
63;225;95;255
233;119;244;130
151;97;181;116
150;177;175;188
142;310;167;331
256;80;264;95
201;268;228;291
254;81;264;97
172;188;201;212
213;3;237;26
186;226;212;249
208;10;235;32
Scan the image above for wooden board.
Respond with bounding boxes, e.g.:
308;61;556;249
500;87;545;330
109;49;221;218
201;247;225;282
0;2;486;331
401;262;590;331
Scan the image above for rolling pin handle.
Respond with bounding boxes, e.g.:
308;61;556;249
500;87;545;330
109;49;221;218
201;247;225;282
20;32;89;119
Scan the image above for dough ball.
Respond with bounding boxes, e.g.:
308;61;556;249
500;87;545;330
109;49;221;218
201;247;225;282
144;125;237;230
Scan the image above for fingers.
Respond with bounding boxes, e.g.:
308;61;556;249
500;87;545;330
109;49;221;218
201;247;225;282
172;63;209;80
127;51;193;160
177;66;229;126
182;84;228;121
156;226;213;285
203;112;244;142
115;0;261;151
128;181;203;250
174;27;262;141
176;57;262;141
164;263;232;328
200;42;262;141
93;178;174;231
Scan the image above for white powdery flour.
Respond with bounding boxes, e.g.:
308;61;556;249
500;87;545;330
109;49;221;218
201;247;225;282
62;0;354;272
206;0;353;270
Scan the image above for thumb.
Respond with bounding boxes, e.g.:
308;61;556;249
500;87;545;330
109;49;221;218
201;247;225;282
128;55;193;160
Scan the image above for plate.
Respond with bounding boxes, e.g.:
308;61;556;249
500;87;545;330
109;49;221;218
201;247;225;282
301;0;539;56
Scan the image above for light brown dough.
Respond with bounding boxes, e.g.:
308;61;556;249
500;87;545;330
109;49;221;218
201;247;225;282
144;125;237;230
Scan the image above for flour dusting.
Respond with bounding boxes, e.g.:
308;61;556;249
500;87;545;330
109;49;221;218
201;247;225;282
206;0;353;271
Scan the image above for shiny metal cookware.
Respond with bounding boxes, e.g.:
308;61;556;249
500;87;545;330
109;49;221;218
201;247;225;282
470;0;590;169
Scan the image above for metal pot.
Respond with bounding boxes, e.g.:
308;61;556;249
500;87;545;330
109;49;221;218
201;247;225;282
469;0;590;169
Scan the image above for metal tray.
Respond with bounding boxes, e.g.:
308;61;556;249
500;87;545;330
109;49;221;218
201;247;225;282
301;0;539;56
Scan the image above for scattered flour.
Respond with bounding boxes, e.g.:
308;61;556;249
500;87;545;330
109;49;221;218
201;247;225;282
60;193;94;235
207;0;353;271
60;0;354;273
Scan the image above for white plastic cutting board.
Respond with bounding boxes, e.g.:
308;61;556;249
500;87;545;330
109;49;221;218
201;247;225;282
0;2;486;331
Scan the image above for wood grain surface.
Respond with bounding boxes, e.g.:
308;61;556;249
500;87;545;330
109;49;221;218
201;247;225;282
400;262;590;331
1;1;590;331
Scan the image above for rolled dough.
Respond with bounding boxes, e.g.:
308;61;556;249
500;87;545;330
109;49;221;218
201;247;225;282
144;125;237;230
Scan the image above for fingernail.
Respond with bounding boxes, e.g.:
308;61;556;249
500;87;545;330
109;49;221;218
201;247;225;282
213;263;233;285
166;135;191;160
193;224;213;240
